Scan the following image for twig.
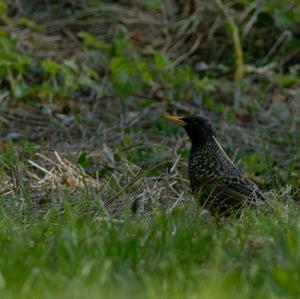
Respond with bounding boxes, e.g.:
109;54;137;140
173;34;202;67
167;192;185;214
28;160;55;177
170;154;181;173
263;30;292;62
242;8;260;36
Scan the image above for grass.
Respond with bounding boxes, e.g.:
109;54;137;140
0;195;299;299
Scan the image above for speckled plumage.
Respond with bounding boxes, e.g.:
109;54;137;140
189;136;264;214
166;115;265;215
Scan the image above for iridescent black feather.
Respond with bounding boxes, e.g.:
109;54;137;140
180;116;265;215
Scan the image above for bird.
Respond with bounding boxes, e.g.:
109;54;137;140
165;115;265;216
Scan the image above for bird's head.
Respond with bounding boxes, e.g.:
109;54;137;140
165;115;214;146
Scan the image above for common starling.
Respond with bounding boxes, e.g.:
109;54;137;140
166;115;265;215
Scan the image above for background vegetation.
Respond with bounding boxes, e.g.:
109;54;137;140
0;0;299;298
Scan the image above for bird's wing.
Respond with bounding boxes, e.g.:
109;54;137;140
214;154;265;202
218;175;264;202
202;137;264;202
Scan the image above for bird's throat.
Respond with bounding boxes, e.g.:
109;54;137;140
190;132;213;149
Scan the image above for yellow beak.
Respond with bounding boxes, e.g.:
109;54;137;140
165;115;186;126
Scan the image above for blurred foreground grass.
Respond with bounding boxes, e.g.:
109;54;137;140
0;196;300;299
